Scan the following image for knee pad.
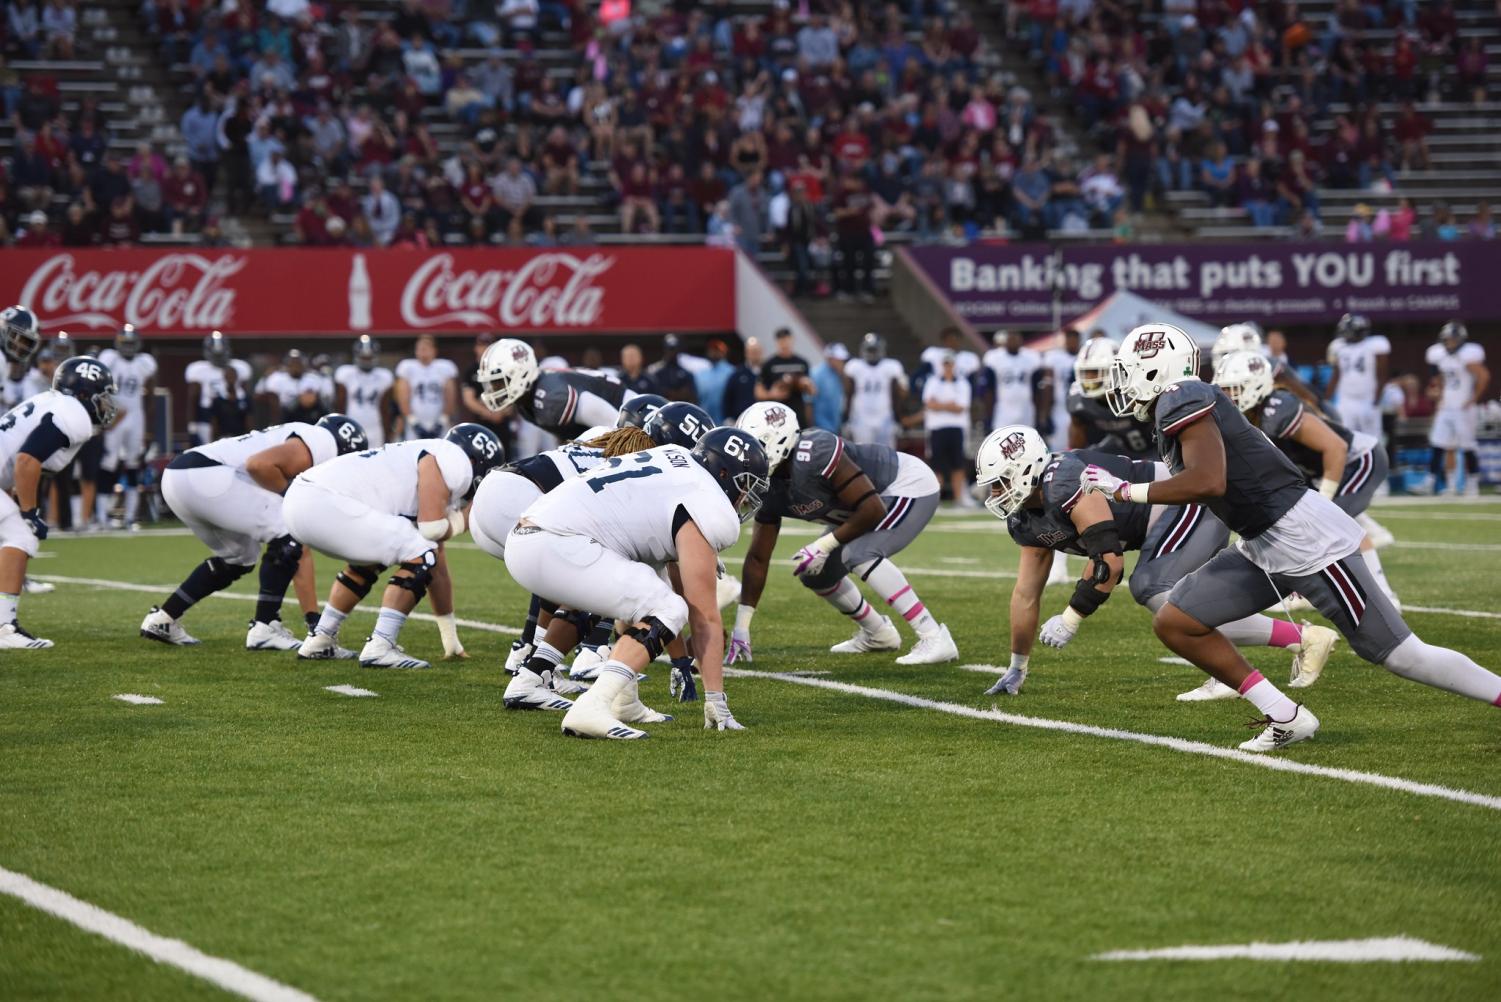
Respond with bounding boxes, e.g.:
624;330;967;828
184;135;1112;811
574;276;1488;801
798;558;848;592
336;563;384;599
263;534;303;572
206;556;255;587
558;607;600;639
624;616;676;662
389;550;437;601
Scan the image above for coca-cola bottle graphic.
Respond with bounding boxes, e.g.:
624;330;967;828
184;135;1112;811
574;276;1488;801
348;252;372;331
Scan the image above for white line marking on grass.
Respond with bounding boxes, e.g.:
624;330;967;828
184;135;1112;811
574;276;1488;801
1391;540;1501;552
939;557;982;565
1158;656;1194;666
1404;604;1501;620
0;866;319;1002
1094;937;1480;963
958;663;1001;674
722;668;1501;814
113;693;163;705
324;685;378;698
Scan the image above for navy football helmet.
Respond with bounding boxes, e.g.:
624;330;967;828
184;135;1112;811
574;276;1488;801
692;427;770;523
316;413;369;455
1335;313;1370;341
203;330;232;364
54;355;118;426
445;422;505;496
2;305;41;365
116;324;142;359
644;401;712;449
353;335;380;371
617;392;667;430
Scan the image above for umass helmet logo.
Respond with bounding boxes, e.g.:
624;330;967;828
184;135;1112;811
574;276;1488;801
1133;329;1169;358
999;431;1027;459
510;344;529;361
765;408;788;427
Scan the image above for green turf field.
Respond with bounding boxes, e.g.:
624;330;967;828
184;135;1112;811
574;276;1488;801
2;501;1500;1001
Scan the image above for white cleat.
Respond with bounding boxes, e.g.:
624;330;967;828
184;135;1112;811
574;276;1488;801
1267;593;1314;614
1287;623;1339;689
22;578;54;594
1045;551;1071;585
139;607;200;646
503;669;575;711
560;690;648;739
551;672;588;695
569;644;606;681
0;621;53;649
245;619;303;651
830;616;901;654
504;640;534;676
297;631;356;660
1176;677;1239;702
716;573;742;609
1356;513;1395;549
895;624;959;665
1238;705;1319;753
611;679;673;724
358;635;430;670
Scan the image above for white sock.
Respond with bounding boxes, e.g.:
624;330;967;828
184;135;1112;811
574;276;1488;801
1361;548;1397;601
123;487;140;523
1239;671;1298;721
95;496;110;523
69;496;81;525
1383;634;1501;704
813;577;886;635
859;560;939;637
315;604;348;638
587;661;635;706
0;592;17;623
531;640;564;668
373;607;407;645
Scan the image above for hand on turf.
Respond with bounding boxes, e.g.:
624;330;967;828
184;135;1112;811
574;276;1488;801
727;627;753;664
704;691;745;731
1039;613;1079;649
1080;465;1127;502
791;544;831;578
985;665;1028;696
670;658;699;702
20;508;46;541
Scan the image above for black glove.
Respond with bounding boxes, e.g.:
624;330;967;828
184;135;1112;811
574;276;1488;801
20;507;47;541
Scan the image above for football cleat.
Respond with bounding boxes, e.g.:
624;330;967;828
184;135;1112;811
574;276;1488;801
1238;705;1319;752
245;619;303;652
895;624;959;666
358;635;430;670
1287;623;1338;689
830;616;901;654
297;631;356;660
22;578;54;594
1356;513;1395;549
504;640;534;676
503;669;574;711
551;672;588;696
611;678;673;724
1045;552;1071;586
569;643;607;681
716;572;743;609
139;607;200;646
1176;677;1238;702
0;621;53;649
560;690;648;739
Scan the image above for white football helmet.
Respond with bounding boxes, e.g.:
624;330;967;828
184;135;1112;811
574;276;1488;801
1212;350;1276;414
975;425;1051;519
1211;322;1264;366
477;338;540;410
1107;323;1201;421
735;401;799;470
1072;337;1117;399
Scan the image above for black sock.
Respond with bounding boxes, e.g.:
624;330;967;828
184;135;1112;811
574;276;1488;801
521;594;542;646
163;559;241;619
305;610;320;632
1465;450;1481;476
585;619;613;649
1430;449;1446;491
254;557;298;624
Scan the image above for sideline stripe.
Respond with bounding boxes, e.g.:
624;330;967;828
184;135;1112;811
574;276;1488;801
1094;937;1479;963
0;866;318;1002
722;668;1501;814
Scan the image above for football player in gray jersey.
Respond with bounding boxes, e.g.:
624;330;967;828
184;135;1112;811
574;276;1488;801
735;402;958;665
975;425;1336;698
474;337;630;441
1083;323;1501;752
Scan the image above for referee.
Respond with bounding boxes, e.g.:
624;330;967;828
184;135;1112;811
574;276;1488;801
922;351;974;508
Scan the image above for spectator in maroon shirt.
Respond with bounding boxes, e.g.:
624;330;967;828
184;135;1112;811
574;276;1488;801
1457;37;1488;104
162;156;207;233
832;115;871;171
618;161;659;234
294;190;335;246
1393;100;1431;171
831;173;875;302
690;160;727;221
16;210;60;247
100;196;140;245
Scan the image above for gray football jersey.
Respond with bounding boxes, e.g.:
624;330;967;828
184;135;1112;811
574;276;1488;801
1007;449;1156;555
756;428;899;526
1067;386;1156;458
518;369;627;439
1257;389;1355;481
1154;379;1305;539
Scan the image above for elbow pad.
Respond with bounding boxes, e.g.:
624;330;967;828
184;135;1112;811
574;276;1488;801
1079;522;1124;586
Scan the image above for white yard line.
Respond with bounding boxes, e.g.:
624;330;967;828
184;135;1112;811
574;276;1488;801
112;694;163;705
1094;936;1480;963
722;668;1501;814
0;866;318;1002
324;685;378;698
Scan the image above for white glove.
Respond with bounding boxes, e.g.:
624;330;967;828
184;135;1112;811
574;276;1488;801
704;691;745;730
436;612;467;659
1080;464;1126;501
985;655;1029;696
791;532;839;578
1039;608;1083;649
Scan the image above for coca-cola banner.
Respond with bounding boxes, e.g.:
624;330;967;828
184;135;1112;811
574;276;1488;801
902;241;1501;327
0;247;736;335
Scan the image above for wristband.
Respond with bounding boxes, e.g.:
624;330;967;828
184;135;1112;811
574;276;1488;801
418;518;450;541
810;532;839;555
447;509;466;537
436;613;463;655
1061;607;1085;630
1009;652;1030;671
1318;477;1339;499
734;604;756;632
1127;482;1151;504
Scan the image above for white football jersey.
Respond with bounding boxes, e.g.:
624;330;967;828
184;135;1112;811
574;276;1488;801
1042;347;1075;412
4;371;30;408
185;358;252;408
334;364;394;446
395;357;459;425
21;369;50;400
299;437;472;517
919;346;981;380
1426;341;1486;410
524;445;740;564
984;347;1042;418
193;421;340;472
0;390;96;490
98;349;158;412
1327;335;1390;406
256;369;326;411
844;357;905;423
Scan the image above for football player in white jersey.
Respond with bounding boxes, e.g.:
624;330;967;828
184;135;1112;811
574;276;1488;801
97;325;158;529
394;335;459;439
140;414;369;649
334;335;394;447
503;427;769;739
0;356;114;647
255;349;326;425
983;330;1044;430
1425;321;1490;496
185;331;253;444
1040;327;1081;450
842;333;907;447
918;327;981;382
286;423;505;668
1324;313;1390;440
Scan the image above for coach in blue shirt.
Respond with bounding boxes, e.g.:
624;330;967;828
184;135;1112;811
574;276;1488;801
694;338;736;423
811;342;848;432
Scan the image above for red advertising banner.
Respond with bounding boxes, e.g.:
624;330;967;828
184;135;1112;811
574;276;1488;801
0;246;737;336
